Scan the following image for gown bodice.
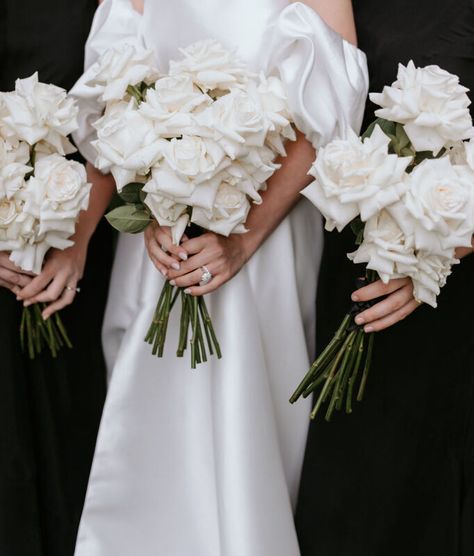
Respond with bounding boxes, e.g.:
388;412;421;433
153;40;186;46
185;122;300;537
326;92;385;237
142;0;290;70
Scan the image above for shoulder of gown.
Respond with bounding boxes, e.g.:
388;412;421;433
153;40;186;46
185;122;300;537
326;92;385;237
265;2;369;149
70;0;369;165
70;0;143;164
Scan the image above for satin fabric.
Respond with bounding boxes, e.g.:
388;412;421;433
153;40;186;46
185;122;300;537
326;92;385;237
71;2;368;555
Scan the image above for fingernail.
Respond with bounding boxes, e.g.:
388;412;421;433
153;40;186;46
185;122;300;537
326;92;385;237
160;269;167;277
16;296;21;301
171;263;180;271
179;252;188;261
24;301;31;307
364;326;374;333
169;280;176;286
355;316;365;325
184;288;191;295
43;315;49;321
351;294;360;301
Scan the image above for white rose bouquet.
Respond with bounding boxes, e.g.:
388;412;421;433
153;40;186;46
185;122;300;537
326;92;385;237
291;61;474;421
84;40;295;367
0;73;91;358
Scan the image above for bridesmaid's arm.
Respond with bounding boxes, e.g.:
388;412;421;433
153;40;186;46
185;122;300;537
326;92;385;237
17;164;116;319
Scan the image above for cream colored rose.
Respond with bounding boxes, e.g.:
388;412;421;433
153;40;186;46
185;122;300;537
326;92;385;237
169;39;251;92
24;154;91;238
0;73;78;154
198;89;269;159
191;183;250;236
371;61;474;154
93;101;166;190
411;252;459;308
89;43;159;102
348;207;418;283
144;191;187;228
401;157;474;254
0;140;31;199
164;135;226;181
304;125;411;231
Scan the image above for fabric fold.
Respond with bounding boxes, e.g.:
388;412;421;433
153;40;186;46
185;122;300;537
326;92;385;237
266;2;368;149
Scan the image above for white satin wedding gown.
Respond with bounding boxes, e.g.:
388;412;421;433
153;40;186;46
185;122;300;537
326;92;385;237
71;1;368;554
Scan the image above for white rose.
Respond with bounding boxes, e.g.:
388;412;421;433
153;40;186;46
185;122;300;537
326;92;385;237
257;74;296;154
164;135;227;181
0;196;37;257
304;125;411;231
93;101;166;190
24;154;91;237
411;252;459;308
191;183;250;236
0;140;31;199
370;61;474;154
400;157;474;254
144;191;187;227
348;208;418;283
138;76;208;138
198;89;269;159
144;162;223;212
0;73;78;154
169;39;251;92
86;44;159;102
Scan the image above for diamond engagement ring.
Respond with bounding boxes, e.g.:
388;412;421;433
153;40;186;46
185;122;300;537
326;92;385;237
65;285;81;293
200;266;213;286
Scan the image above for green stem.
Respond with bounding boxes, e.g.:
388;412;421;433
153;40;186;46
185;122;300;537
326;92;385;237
357;332;375;402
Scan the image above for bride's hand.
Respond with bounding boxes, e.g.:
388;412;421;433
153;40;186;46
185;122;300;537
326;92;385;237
0;252;34;294
165;232;249;296
144;222;189;277
351;277;421;333
17;245;88;320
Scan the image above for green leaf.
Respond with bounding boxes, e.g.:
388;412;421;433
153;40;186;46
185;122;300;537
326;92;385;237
350;217;365;245
105;204;151;234
395;123;411;150
361;117;396;140
118;182;146;204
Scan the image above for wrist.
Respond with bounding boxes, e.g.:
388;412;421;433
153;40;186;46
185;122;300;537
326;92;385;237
239;229;263;263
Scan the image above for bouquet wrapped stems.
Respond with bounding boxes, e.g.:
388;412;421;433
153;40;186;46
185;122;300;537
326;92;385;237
290;272;377;421
145;281;222;369
20;304;72;359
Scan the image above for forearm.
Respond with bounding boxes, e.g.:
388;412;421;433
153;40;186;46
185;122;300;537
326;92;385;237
297;0;357;45
241;131;315;259
72;163;116;251
455;237;474;259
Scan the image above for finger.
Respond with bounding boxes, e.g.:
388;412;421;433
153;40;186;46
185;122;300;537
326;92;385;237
167;251;211;279
0;253;35;276
0;278;17;292
179;235;210;256
170;268;206;289
184;274;226;297
42;289;76;320
363;299;421;333
24;272;70;306
355;284;414;325
17;272;54;300
154;227;188;261
351;277;409;302
146;236;182;272
0;268;33;289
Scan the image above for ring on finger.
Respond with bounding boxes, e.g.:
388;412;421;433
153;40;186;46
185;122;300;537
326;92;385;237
199;266;213;286
65;285;81;293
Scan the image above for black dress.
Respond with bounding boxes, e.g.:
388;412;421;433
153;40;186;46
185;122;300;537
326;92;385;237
296;1;474;555
0;2;112;555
